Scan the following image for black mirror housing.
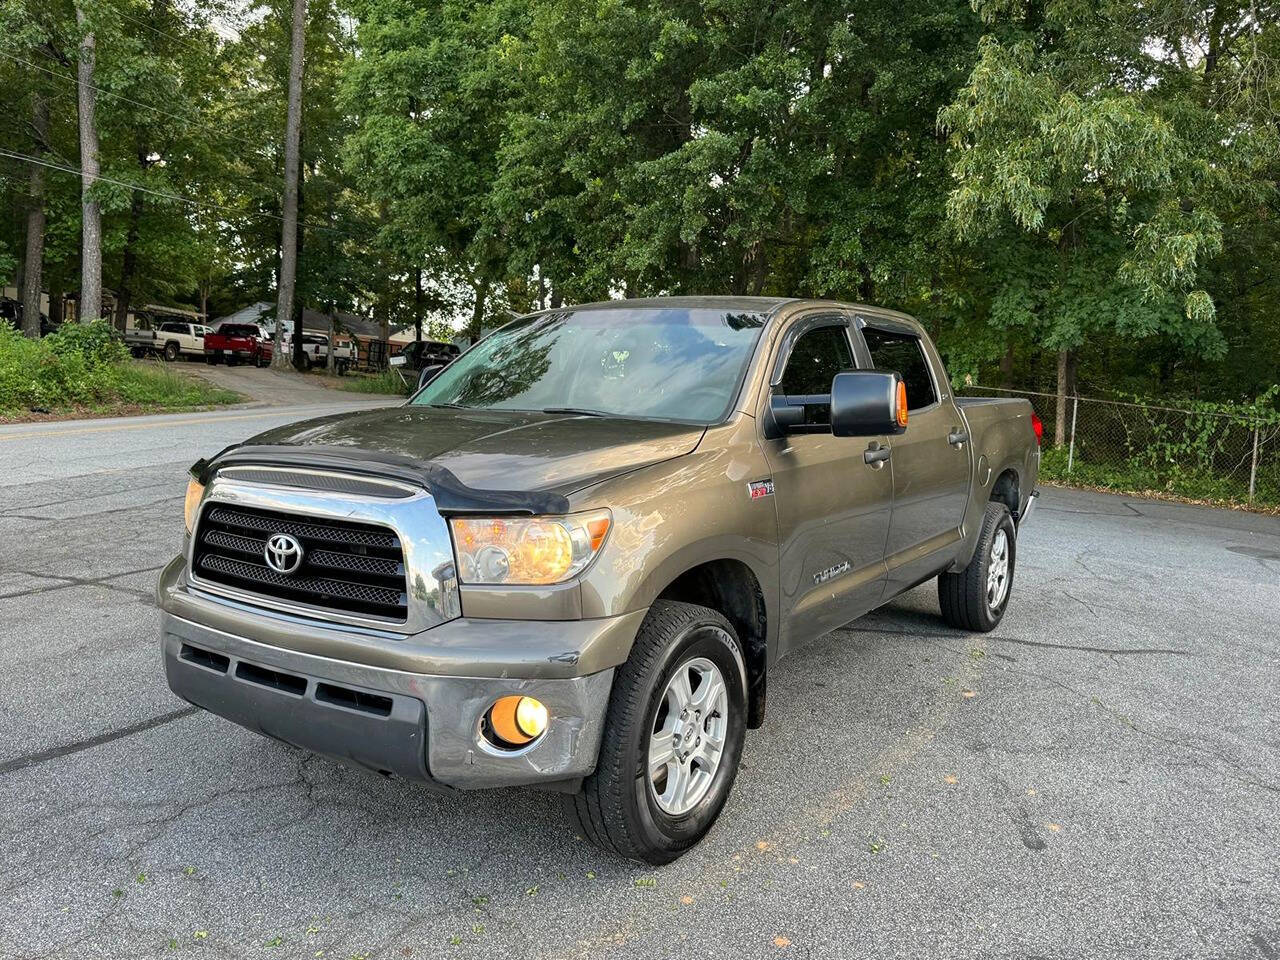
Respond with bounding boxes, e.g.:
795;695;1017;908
830;371;906;437
417;364;444;391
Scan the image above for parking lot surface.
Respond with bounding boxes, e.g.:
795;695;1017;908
1;401;1277;959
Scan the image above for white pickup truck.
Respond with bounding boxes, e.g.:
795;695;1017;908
287;333;357;373
126;320;211;361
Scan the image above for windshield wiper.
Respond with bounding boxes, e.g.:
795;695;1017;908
427;402;468;409
541;406;612;418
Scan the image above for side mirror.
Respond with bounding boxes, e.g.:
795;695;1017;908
417;364;444;390
830;371;908;437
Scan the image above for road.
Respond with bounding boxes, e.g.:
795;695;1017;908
1;395;1278;959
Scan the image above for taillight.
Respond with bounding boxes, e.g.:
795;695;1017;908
1031;412;1043;446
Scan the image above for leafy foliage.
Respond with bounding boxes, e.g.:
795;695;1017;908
0;320;239;413
0;0;1275;414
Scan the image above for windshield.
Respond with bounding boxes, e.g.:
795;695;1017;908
411;307;767;423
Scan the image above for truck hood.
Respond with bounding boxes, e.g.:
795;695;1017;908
236;405;705;498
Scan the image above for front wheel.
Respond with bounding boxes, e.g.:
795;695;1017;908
568;600;747;864
938;501;1016;632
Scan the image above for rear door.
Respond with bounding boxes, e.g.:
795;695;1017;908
759;313;895;653
854;316;971;597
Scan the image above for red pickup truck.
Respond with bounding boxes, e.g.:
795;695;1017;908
204;324;273;367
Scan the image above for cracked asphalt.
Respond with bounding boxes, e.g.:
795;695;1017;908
2;393;1278;960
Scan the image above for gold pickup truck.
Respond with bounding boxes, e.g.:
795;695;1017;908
159;296;1040;863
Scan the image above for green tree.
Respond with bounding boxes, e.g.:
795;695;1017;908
938;0;1279;442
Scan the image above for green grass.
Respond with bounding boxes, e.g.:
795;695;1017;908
0;321;241;419
1039;444;1278;510
336;369;413;396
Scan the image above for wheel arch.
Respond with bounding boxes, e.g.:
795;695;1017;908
647;556;770;729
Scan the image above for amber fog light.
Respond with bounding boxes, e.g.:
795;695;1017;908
486;696;549;748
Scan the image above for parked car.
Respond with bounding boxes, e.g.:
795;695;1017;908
162;297;1041;864
204;323;273;367
124;319;161;358
0;298;57;337
286;332;357;373
152;321;212;361
388;338;461;388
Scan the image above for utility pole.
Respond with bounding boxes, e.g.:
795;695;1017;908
272;0;306;369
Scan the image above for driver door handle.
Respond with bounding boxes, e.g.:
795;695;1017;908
947;429;969;447
864;443;891;467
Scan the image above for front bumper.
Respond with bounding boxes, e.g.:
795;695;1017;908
158;559;639;790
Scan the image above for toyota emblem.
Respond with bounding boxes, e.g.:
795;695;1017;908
264;533;304;575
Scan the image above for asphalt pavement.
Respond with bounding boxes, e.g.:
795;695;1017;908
1;389;1277;959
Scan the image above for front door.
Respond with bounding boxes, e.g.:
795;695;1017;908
857;319;971;597
759;316;895;654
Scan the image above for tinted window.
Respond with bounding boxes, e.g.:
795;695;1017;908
779;325;854;396
160;322;187;334
413;307;767;424
862;327;937;410
219;324;260;338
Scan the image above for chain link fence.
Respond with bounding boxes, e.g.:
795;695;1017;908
960;387;1280;509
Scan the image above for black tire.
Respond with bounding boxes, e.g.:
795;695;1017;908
130;347;144;359
938;501;1016;632
567;600;748;864
163;341;180;362
206;354;220;365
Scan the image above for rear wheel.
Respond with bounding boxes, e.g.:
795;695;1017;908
938;501;1016;632
163;341;180;362
567;600;747;864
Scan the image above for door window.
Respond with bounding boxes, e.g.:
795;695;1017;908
777;325;855;426
862;327;937;410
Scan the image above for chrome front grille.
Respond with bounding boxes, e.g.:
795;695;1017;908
193;504;408;620
186;469;461;633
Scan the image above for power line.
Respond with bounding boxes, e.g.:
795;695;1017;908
113;5;278;63
0;50;263;152
0;148;362;240
111;7;214;56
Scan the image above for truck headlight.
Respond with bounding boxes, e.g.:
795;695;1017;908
184;477;205;534
449;511;611;585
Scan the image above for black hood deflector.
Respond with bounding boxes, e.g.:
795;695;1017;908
193;443;572;516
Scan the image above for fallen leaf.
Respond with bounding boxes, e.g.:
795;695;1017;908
756;841;772;851
961;690;977;698
1046;823;1061;832
1026;788;1037;796
852;882;865;890
944;775;958;785
774;936;791;948
680;895;694;905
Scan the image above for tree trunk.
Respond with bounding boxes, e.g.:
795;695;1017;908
468;281;488;342
1054;348;1072;448
22;91;50;339
326;305;336;375
48;276;64;326
292;155;307;370
272;0;307;370
414;267;423;343
75;4;103;324
114;166;145;332
998;342;1014;389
